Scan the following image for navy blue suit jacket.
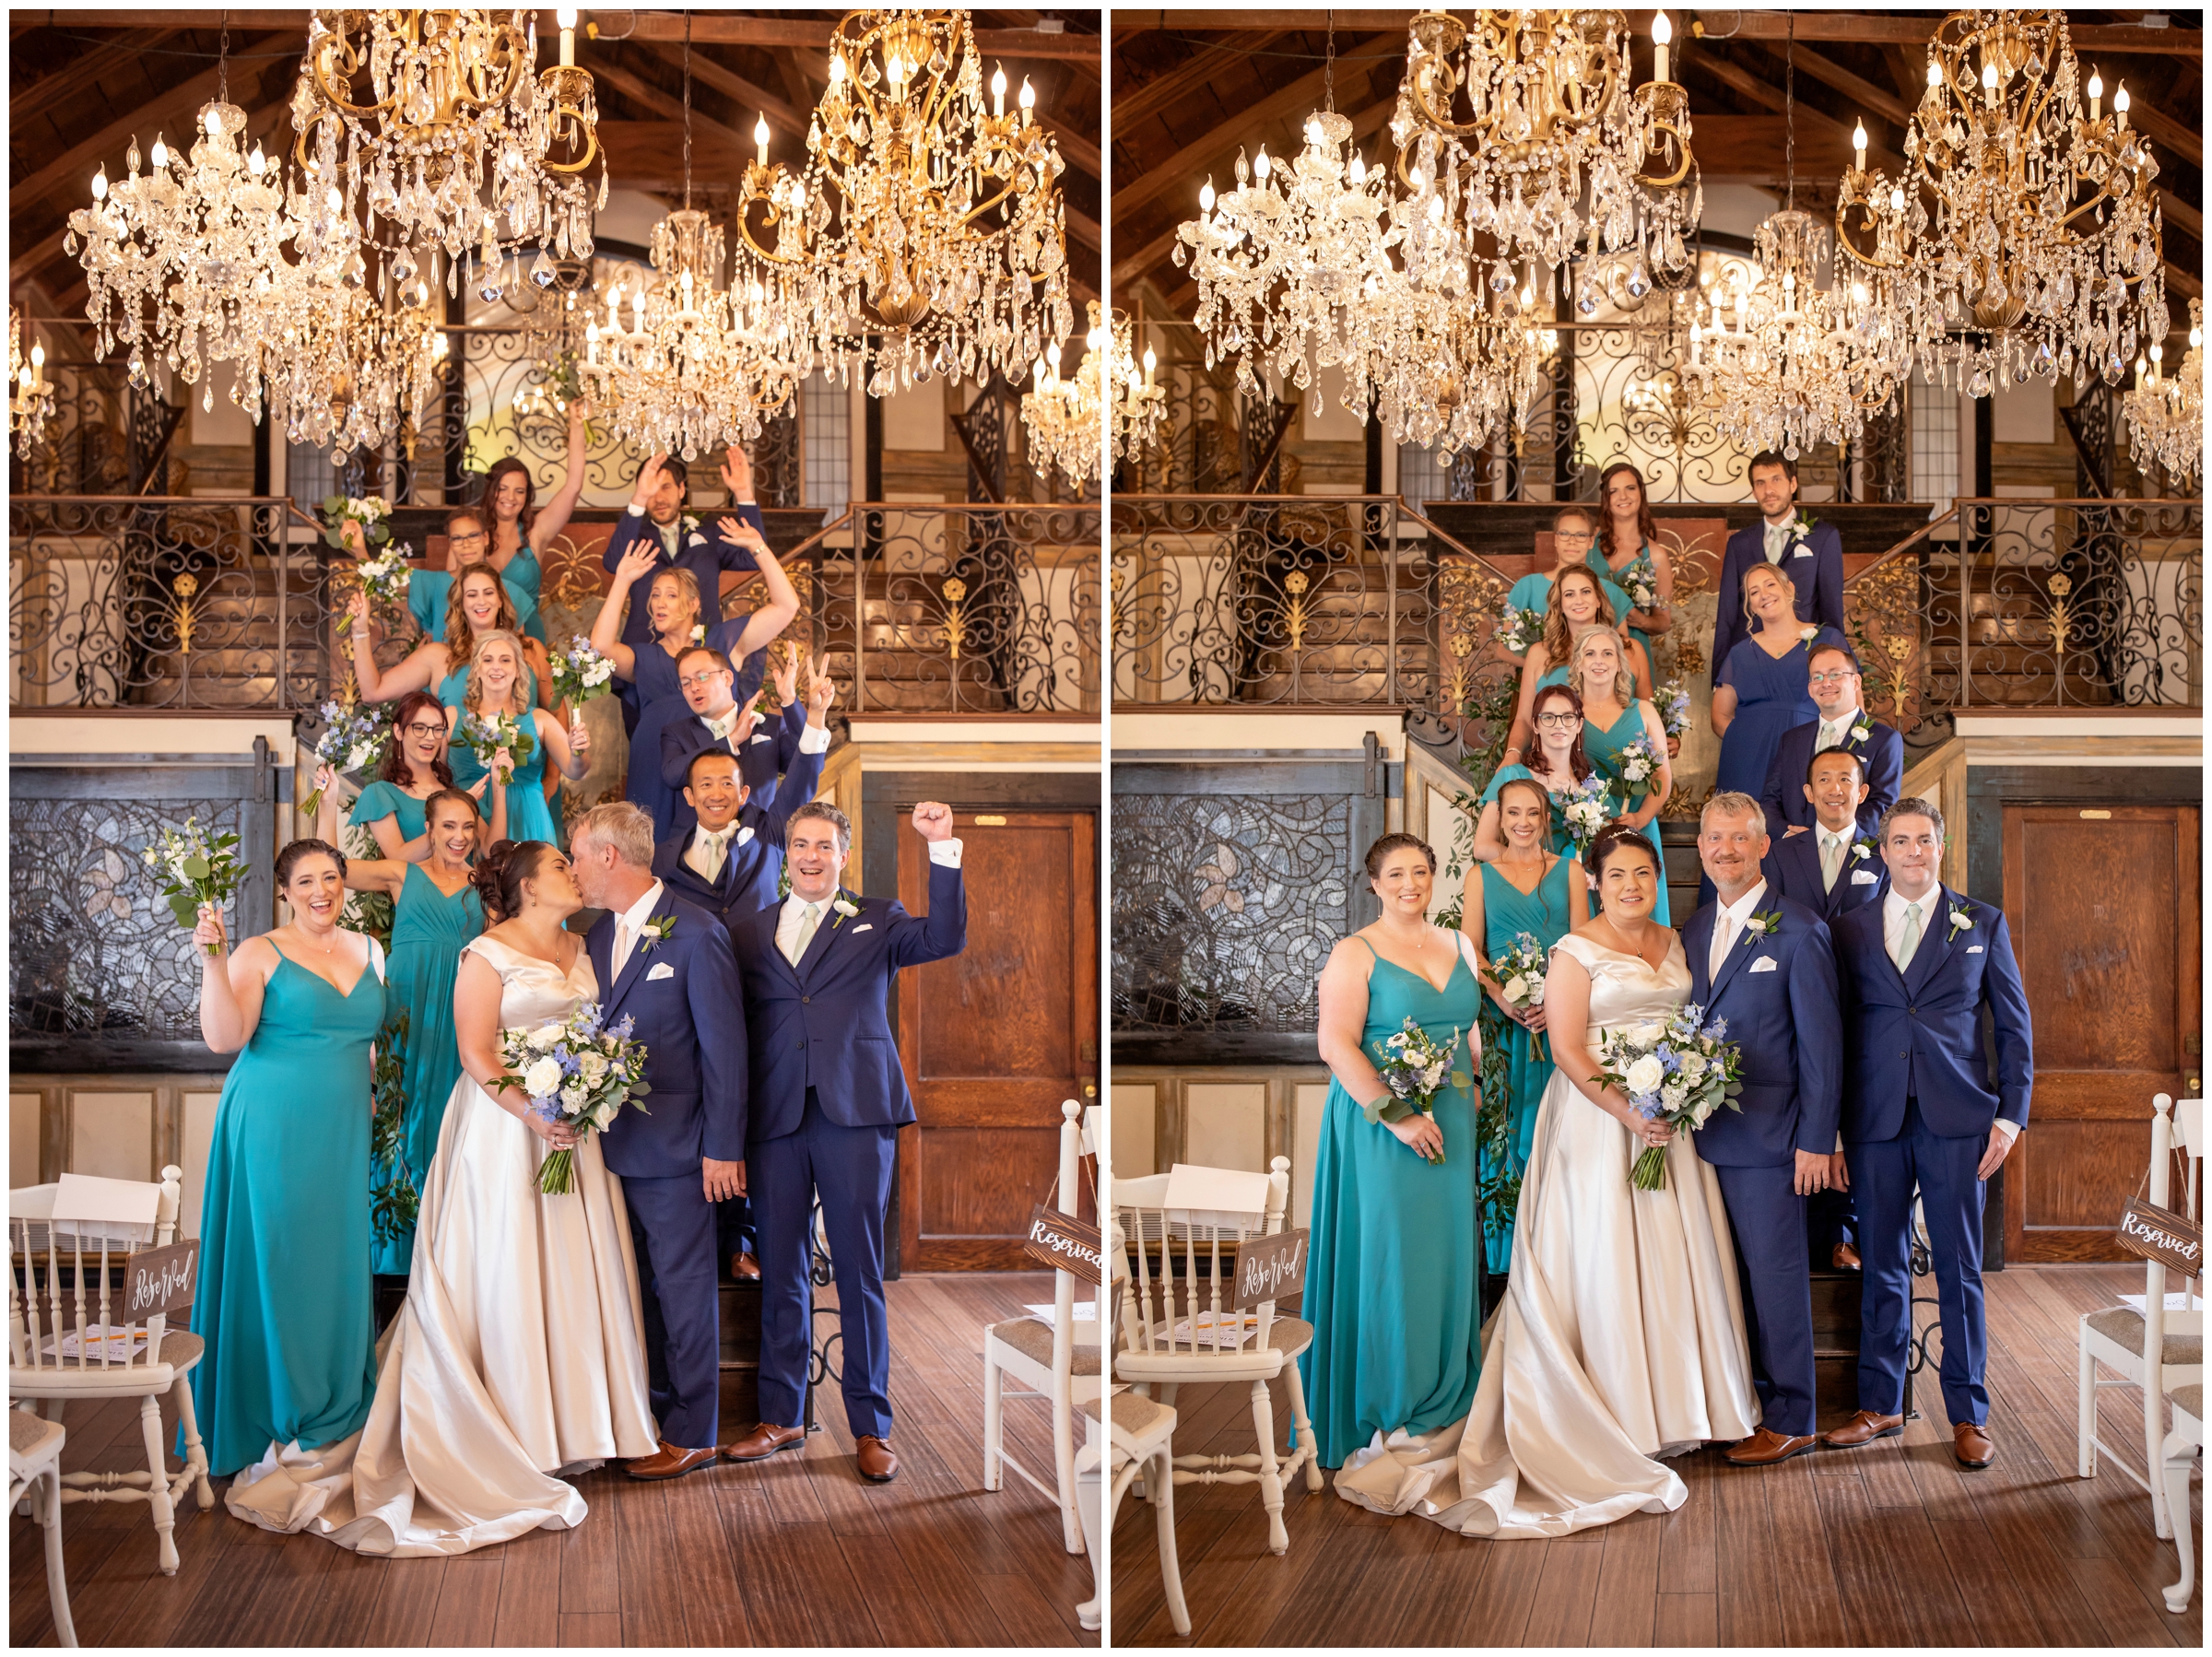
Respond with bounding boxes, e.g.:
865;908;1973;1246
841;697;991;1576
653;738;828;929
1712;516;1845;668
1761;823;1888;923
583;888;748;1177
1759;714;1905;836
659;702;806;829
1681;893;1842;1167
602;504;768;648
731;863;968;1142
1834;887;2034;1143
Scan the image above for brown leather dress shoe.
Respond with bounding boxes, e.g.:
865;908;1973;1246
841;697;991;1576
723;1420;806;1463
1822;1409;1904;1448
1832;1241;1863;1271
1954;1421;1995;1469
1724;1428;1819;1465
856;1435;900;1484
627;1440;721;1481
730;1251;761;1281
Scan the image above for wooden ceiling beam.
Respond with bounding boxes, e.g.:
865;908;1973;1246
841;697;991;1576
1112;32;1400;223
10;26;181;123
611;14;1100;62
2159;191;2204;243
636;41;807;143
2126;97;2204;170
1785;43;1912;128
1114;29;1288;130
1686;15;2201;54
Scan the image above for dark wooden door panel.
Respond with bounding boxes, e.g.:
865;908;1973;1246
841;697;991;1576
898;811;1099;1271
2002;804;2201;1263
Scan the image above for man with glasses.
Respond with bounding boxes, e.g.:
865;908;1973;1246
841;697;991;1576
658;646;802;839
405;508;547;644
1758;640;1902;838
1500;504;1635;659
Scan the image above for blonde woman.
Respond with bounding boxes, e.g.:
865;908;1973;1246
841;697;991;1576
1712;562;1846;798
1500;564;1653;764
1568;626;1675;923
348;545;556;714
442;629;590;846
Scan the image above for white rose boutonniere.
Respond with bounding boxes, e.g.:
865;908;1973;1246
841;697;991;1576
1850;717;1874;745
1798;624;1822;644
1850;840;1873;863
681;513;700;535
1792;511;1819;541
830;894;863;930
636;913;677;955
689;624;707;644
1744;908;1783;938
1947;906;1973;941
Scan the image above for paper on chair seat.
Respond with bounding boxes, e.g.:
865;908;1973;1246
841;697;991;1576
2121;1291;2206;1313
1022;1301;1098;1326
44;1322;150;1361
1169;1310;1264;1349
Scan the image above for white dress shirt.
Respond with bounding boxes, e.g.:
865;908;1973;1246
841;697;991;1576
684;822;752;884
610;878;667;982
623;502;682;560
1707;877;1770;979
1881;883;2017;1145
1811;708;1859;753
774;840;966;964
699;704;743;742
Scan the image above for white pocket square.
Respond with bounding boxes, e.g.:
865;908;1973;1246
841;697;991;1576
1967;945;1983;954
1851;869;1880;885
1792;546;1814;558
646;962;676;981
1749;957;1779;972
687;533;706;546
849;923;874;934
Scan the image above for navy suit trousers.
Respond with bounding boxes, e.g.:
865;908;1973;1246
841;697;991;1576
623;1171;721;1450
753;1089;898;1439
1851;1098;1991;1426
1712;1162;1818;1437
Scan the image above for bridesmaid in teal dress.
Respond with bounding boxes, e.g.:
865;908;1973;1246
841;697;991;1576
1300;833;1484;1470
1477;682;1609;864
318;774;495;1274
348;545;553;719
1501;564;1653;765
476;417;591;648
1589;461;1674;667
346;690;461;862
186;839;387;1476
1459;777;1587;1272
444;629;589;849
1565;626;1674;924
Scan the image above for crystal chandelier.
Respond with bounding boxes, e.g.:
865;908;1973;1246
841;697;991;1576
1835;8;2167;396
735;9;1072;395
1371;287;1559;456
1108;309;1166;467
246;271;450;452
288;6;606;301
1021;300;1107;485
11;309;55;457
2124;298;2203;488
1390;9;1700;318
580;24;804;459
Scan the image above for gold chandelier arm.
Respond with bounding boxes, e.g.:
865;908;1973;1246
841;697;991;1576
542;119;598;176
1638;126;1694;190
309;32;393;120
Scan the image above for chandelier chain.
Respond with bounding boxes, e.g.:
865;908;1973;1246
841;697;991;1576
683;10;693;213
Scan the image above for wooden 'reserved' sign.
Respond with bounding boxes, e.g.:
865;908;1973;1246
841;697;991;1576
1230;1228;1309;1310
1023;1206;1104;1285
124;1241;199;1320
2115;1196;2202;1277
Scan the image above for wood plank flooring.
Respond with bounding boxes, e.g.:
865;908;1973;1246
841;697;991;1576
10;1273;1096;1648
1112;1263;2202;1646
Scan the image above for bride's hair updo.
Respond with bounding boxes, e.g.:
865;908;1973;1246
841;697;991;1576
473;838;554;923
1585;820;1661;880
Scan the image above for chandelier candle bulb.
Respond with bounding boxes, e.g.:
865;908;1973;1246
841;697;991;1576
1652;11;1670;83
992;65;1006;118
755;114;771;166
557;6;576;67
2088;71;2102;121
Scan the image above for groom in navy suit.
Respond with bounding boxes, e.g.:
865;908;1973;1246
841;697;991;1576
1681;792;1843;1464
571;803;748;1480
723;799;967;1484
1712;451;1846;670
1761;746;1888;923
1823;799;2033;1470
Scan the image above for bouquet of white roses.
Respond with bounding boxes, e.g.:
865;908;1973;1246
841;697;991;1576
1610;731;1663;798
352;540;413;611
551;636;617;707
301;699;392;814
1489;931;1551;1060
1595;1005;1744;1191
1495;602;1542;655
1655;679;1691;740
143;818;250;955
1558;774;1614;861
495;1004;653;1194
1369;1015;1464;1164
1625;567;1657;612
320;493;394;552
461;710;535;784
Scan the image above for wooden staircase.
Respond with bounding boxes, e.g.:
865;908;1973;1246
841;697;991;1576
1811;1262;1864;1428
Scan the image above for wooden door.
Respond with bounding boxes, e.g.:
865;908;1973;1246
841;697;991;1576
897;810;1099;1270
2002;804;2202;1262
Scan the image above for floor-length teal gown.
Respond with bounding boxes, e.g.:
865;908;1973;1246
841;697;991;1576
1475;857;1576;1273
1300;939;1484;1470
187;952;387;1475
1581;700;1671;924
370;864;485;1275
448;706;561;847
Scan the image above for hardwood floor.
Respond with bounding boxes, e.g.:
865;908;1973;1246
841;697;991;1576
1112;1263;2202;1646
9;1273;1097;1648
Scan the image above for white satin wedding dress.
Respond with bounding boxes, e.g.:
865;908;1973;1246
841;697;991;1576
226;934;660;1555
1335;932;1759;1537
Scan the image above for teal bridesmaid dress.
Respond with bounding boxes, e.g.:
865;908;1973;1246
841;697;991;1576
448;707;561;847
186;951;387;1475
1581;703;1671;925
347;781;428;848
1507;569;1634;639
1480;761;1614;864
408;565;546;644
1588;542;1660;664
435;663;539;712
1475;859;1575;1272
1299;938;1484;1469
371;864;485;1274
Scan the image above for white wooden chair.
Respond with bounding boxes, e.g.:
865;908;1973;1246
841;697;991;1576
2078;1095;2205;1538
982;1099;1103;1553
11;1407;78;1645
2160;1381;2202;1613
1114;1156;1320;1556
9;1167;214;1575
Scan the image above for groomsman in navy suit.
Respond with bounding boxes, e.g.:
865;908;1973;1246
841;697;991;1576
1761;746;1888;923
1681;793;1842;1465
1823;799;2033;1470
1759;641;1903;837
657;644;799;837
570;803;747;1481
1712;451;1846;670
724;800;967;1484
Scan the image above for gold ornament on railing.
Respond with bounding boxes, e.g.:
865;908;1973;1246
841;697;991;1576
940;576;968;661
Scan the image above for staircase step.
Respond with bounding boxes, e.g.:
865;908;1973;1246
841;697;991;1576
719;1278;761;1371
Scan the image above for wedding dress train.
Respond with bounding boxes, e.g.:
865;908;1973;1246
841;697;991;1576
1335;932;1759;1537
224;934;660;1555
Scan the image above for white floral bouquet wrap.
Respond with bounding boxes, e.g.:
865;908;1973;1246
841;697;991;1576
1626;568;1657;612
1495;602;1542;655
1368;1015;1465;1164
1595;1005;1744;1191
302;699;392;814
143;818;249;955
1490;931;1551;1060
461;710;536;784
552;636;617;707
495;1003;653;1194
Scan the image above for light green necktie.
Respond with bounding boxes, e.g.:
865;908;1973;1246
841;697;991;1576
1821;832;1844;893
785;899;822;967
1893;900;1923;970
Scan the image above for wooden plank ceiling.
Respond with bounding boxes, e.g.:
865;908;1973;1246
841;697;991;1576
1112;8;2204;321
8;8;1102;346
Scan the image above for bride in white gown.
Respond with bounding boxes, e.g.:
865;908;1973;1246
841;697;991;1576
1337;822;1759;1536
227;841;659;1554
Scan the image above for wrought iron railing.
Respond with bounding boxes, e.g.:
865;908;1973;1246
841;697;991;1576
9;496;335;711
